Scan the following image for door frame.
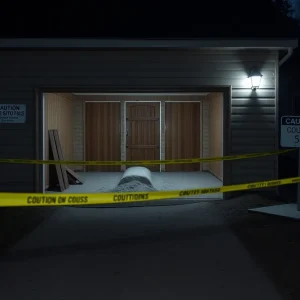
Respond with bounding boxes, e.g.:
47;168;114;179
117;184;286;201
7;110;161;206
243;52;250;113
42;94;46;191
124;101;162;172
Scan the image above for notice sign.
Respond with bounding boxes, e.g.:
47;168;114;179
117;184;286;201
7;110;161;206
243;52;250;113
281;116;300;147
0;104;26;123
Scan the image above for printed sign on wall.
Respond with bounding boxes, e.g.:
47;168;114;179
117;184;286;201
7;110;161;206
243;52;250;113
281;116;300;147
0;104;26;123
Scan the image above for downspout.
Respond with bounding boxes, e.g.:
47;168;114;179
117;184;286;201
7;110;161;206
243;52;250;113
279;48;293;67
276;47;293;197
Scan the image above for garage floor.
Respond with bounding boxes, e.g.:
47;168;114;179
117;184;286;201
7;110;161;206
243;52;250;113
63;171;223;200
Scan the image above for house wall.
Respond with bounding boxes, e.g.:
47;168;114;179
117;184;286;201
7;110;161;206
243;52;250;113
44;93;74;188
0;49;277;193
207;93;223;180
278;47;300;201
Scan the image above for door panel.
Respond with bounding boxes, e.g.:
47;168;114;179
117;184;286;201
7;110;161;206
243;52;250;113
85;102;121;171
126;102;160;171
165;102;200;172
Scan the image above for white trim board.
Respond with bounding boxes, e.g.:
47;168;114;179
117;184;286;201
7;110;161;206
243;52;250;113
74;93;209;96
0;38;297;49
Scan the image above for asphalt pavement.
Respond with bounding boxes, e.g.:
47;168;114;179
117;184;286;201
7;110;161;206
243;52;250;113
0;198;285;300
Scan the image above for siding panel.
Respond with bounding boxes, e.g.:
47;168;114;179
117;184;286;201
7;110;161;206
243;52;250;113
231;91;276;185
231;107;275;115
232;136;275;145
231;129;275;137
231;122;275;129
232;89;275;98
0;49;277;192
231;115;275;122
232;146;276;153
231;99;275;106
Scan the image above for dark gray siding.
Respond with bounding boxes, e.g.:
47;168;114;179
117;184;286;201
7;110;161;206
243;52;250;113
278;47;300;201
0;49;277;192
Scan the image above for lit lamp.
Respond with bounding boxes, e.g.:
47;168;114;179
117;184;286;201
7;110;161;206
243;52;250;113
248;68;263;91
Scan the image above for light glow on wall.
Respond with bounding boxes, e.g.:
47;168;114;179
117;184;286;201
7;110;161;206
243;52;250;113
248;68;263;90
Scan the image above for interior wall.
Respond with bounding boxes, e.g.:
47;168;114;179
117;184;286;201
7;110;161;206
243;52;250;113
85;102;121;172
44;93;74;188
165;102;201;171
202;98;210;171
72;94;207;172
73;95;85;171
207;92;223;180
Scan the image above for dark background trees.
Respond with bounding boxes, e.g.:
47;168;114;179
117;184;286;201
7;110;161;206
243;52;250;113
0;0;298;37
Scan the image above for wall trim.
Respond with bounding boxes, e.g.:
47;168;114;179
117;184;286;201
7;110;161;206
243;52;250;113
275;50;279;194
1;38;297;49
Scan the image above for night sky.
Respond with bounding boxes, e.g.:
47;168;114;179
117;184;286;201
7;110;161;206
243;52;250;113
291;0;300;18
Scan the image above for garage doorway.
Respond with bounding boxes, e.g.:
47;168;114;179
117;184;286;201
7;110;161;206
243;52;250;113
126;102;160;171
41;91;227;200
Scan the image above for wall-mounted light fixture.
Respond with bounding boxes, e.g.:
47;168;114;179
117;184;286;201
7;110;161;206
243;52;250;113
248;68;263;91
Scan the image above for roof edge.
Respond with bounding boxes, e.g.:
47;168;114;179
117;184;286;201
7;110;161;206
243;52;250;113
0;38;298;49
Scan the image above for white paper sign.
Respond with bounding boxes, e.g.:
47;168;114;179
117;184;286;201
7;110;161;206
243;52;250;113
280;116;300;147
0;104;26;123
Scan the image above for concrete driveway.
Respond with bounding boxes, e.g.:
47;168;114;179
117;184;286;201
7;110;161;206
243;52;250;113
0;201;282;300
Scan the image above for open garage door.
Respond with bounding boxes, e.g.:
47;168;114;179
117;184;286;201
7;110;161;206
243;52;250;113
43;93;223;200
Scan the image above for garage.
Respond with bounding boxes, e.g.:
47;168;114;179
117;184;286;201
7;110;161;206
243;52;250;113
43;92;224;199
0;38;295;200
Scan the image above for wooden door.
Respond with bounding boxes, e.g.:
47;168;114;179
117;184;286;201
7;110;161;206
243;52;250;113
85;102;121;171
126;102;160;171
165;102;200;172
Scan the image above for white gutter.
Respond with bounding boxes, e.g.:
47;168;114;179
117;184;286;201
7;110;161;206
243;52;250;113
279;48;294;67
0;38;298;49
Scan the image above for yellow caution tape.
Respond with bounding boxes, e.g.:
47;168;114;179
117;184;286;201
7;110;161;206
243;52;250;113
0;175;299;207
0;149;295;166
